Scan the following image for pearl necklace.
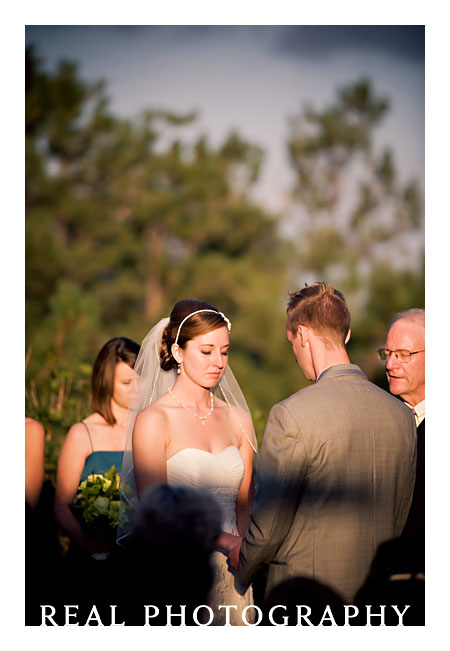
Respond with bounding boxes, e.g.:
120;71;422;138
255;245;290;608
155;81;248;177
168;387;214;425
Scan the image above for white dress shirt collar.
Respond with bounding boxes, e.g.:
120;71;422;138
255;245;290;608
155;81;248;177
405;399;425;427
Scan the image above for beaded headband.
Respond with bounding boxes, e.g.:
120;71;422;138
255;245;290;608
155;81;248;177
174;309;232;348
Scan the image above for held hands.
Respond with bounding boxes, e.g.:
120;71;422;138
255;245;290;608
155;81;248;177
216;532;243;571
228;538;242;571
216;532;242;554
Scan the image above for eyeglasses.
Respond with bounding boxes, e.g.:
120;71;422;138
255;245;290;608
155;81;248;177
376;348;425;363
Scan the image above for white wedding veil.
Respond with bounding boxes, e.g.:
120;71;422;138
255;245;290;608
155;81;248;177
117;315;257;545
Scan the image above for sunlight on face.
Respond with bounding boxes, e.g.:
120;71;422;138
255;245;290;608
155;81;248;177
385;319;425;406
112;361;134;409
182;326;230;387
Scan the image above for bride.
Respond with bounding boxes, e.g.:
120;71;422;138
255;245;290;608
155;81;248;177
118;299;257;625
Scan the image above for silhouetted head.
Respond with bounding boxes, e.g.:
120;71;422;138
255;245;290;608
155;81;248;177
263;576;345;625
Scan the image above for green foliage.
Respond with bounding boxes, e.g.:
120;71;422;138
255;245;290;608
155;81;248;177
348;259;425;386
72;466;121;538
25;358;92;483
26;52;424;477
287;78;424;376
25;46;296;461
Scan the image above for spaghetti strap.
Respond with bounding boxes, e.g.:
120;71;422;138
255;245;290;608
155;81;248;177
81;420;94;453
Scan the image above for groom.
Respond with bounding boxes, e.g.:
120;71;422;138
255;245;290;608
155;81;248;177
229;282;417;602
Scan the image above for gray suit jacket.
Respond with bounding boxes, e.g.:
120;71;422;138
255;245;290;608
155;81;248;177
238;364;416;602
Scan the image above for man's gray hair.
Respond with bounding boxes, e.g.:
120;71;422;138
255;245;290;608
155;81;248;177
388;308;425;331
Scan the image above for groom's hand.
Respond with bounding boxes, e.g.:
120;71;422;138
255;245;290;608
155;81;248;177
217;532;241;554
228;539;242;570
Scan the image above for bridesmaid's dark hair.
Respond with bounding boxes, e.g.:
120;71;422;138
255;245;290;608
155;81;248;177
91;337;140;425
160;299;228;371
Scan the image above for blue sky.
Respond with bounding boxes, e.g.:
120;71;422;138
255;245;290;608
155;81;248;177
25;25;424;212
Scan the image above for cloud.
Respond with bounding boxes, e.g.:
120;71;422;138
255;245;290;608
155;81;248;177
274;26;424;62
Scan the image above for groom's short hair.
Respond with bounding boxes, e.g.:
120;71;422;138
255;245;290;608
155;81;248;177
286;282;351;347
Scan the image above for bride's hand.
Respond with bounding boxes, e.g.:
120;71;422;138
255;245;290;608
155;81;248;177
228;539;242;570
216;532;242;554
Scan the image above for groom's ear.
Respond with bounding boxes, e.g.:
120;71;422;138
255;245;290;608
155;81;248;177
297;325;309;346
344;328;351;345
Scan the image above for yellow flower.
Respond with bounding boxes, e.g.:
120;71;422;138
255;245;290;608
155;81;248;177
87;473;102;482
102;477;112;491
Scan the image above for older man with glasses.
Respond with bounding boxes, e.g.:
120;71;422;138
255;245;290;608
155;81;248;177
378;308;425;548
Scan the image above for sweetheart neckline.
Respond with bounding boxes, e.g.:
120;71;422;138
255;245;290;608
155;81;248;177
166;444;239;462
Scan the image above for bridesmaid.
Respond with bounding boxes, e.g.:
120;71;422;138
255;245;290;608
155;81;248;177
55;337;140;555
25;417;45;510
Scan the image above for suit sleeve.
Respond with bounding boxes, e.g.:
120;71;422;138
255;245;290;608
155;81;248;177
238;402;309;588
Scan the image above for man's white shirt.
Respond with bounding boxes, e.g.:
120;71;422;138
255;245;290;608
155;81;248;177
406;399;425;427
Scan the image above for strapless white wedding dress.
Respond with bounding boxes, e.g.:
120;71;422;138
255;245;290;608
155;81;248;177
167;445;253;625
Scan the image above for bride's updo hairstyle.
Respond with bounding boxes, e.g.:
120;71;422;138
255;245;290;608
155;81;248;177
160;299;229;371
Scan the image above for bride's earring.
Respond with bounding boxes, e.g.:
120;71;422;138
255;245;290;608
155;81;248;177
177;364;181;375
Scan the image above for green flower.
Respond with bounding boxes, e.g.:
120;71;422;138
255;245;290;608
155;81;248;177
72;465;121;538
101;477;112;491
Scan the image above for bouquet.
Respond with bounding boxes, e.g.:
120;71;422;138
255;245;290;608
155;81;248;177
72;465;121;541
